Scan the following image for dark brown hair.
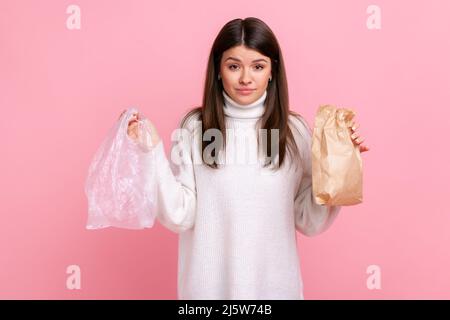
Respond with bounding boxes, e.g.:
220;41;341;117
181;17;305;169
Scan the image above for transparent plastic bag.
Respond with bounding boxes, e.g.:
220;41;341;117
84;108;157;229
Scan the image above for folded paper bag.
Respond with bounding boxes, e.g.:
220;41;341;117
84;108;157;229
311;105;363;206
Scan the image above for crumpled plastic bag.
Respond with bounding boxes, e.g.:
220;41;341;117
84;108;157;229
311;104;363;206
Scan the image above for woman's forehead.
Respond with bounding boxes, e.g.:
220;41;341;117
222;45;269;62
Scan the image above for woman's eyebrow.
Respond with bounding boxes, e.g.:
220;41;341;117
225;57;268;63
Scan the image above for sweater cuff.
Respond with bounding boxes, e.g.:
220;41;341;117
328;205;342;215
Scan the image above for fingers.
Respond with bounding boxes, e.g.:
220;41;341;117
119;110;144;141
118;109;140;122
351;133;364;144
350;122;360;132
359;145;370;152
132;112;140;120
127;113;140;141
130;112;139;122
127;113;140;132
127;121;139;140
349;120;370;153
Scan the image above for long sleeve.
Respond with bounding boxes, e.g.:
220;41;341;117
290;114;342;237
150;114;199;233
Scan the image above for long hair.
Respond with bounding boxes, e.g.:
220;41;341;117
182;17;303;169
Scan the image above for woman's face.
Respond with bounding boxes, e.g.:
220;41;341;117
219;45;272;105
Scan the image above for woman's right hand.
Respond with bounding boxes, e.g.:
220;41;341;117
119;110;161;146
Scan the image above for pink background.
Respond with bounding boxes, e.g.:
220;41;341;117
1;0;449;299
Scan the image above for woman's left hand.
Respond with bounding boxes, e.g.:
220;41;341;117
349;121;370;153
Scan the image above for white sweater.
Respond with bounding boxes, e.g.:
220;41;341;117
151;89;341;299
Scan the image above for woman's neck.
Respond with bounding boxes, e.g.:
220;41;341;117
222;90;267;120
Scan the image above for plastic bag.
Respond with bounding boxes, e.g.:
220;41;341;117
311;104;363;206
84;108;157;229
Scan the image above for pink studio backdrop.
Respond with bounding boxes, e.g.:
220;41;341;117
1;0;449;299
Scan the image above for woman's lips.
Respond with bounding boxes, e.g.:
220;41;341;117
236;89;255;95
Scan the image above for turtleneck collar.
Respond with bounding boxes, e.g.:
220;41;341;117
222;90;267;119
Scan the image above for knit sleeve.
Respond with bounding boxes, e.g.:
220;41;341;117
289;114;342;237
150;113;199;233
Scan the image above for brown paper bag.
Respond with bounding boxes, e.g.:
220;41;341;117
311;105;363;206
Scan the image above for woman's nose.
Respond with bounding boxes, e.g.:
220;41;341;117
239;68;253;84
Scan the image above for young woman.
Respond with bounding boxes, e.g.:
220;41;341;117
125;17;369;300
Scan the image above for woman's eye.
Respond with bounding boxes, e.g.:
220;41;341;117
228;64;265;71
